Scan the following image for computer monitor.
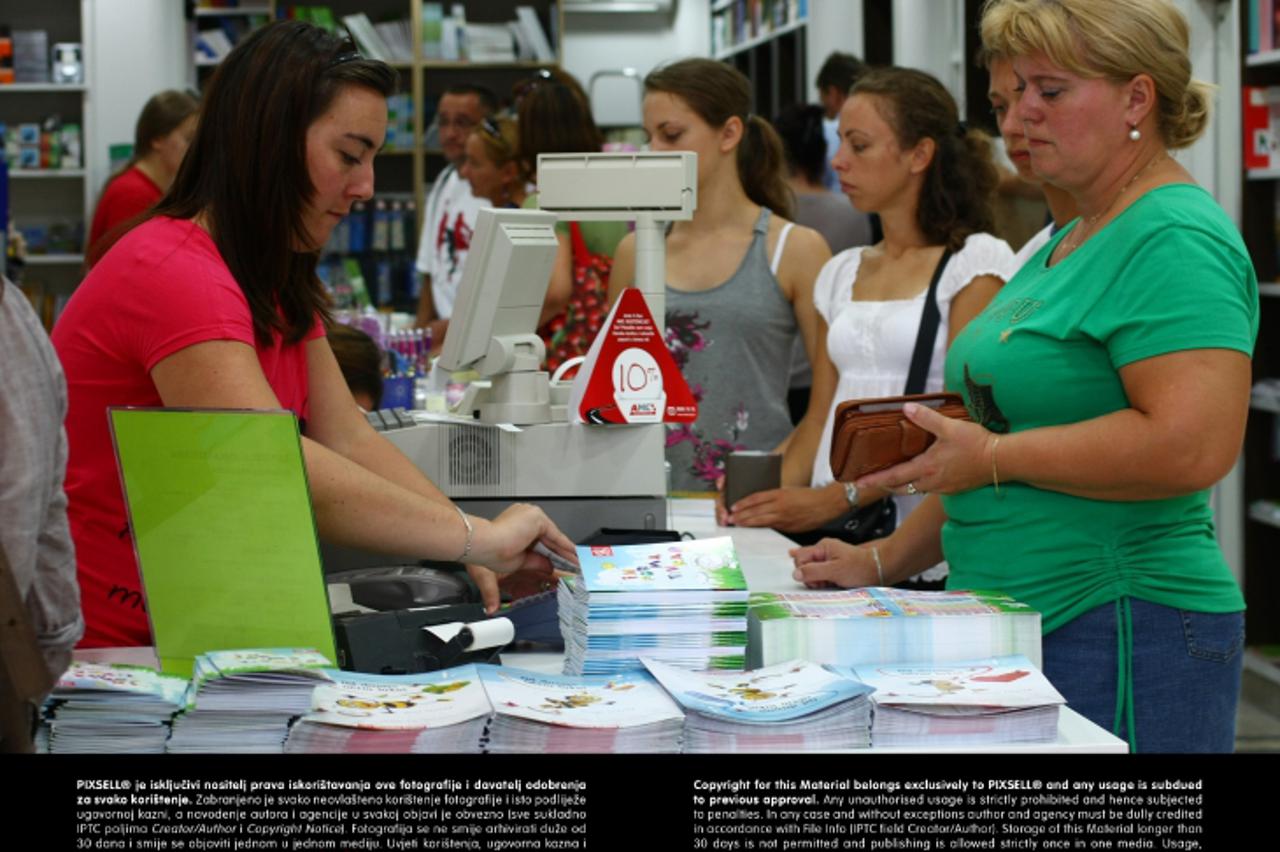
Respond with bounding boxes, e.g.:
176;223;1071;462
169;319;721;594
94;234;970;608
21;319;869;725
438;208;560;424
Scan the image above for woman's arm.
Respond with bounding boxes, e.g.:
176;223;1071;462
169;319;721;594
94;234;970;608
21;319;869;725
539;230;573;328
857;348;1251;501
947;274;1002;344
790;494;946;587
151;339;577;602
773;225;833;485
606;232;636;307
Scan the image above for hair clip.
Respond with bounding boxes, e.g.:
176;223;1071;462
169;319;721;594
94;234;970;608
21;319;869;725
326;51;362;69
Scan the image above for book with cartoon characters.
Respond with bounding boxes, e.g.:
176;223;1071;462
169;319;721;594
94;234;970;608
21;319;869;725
169;648;336;754
851;655;1065;746
285;666;490;753
44;662;191;754
640;658;874;752
747;588;1042;670
576;537;747;597
479;664;684;753
559;537;750;675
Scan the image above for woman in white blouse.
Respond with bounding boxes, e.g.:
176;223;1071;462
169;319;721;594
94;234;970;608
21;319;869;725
723;67;1013;585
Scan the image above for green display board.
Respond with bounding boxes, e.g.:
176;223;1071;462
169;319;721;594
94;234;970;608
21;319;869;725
110;408;336;676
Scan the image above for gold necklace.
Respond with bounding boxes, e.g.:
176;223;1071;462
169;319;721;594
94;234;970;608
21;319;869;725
1059;153;1167;256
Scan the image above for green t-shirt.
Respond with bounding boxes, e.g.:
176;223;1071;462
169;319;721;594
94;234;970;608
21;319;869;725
522;193;629;257
941;184;1257;633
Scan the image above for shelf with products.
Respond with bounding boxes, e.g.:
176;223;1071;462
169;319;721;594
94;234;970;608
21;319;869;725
1;1;92;326
188;1;276;84
0;83;88;93
710;0;807;120
1240;2;1280;644
8;168;85;178
319;191;420;314
1249;499;1280;529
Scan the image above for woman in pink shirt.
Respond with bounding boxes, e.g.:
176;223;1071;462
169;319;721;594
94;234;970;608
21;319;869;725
87;89;199;256
54;22;576;648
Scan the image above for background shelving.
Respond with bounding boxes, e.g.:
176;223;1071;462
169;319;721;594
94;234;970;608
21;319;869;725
1240;0;1280;645
1;0;93;327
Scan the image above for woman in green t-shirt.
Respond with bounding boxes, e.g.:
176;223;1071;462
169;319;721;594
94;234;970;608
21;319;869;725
792;0;1256;753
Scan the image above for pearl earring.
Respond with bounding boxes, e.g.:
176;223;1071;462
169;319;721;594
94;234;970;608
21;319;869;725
1128;126;1141;142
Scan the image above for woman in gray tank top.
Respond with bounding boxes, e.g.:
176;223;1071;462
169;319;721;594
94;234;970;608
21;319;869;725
608;59;833;494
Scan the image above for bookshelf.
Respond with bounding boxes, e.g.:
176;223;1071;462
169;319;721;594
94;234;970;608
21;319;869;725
0;0;93;326
1241;0;1280;645
183;1;562;313
711;0;808;120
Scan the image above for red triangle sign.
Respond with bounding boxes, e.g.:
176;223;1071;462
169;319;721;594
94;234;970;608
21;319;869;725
569;288;698;424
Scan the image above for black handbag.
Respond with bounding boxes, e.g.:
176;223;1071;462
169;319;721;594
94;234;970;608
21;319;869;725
786;248;952;548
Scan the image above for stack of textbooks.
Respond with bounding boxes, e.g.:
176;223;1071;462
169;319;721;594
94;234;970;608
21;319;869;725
44;662;189;754
558;537;750;675
642;658;874;753
478;665;684;754
168;648;333;754
747;588;1042;669
852;656;1066;747
285;665;489;754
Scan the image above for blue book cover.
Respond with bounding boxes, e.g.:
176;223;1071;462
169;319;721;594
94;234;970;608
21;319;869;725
641;657;873;724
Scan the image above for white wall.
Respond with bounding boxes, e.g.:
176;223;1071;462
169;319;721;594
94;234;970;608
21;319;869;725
892;0;967;110
84;0;188;198
562;0;711;125
806;0;864;99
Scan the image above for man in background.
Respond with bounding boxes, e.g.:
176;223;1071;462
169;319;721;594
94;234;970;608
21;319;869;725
814;52;867;193
0;277;83;752
414;84;497;348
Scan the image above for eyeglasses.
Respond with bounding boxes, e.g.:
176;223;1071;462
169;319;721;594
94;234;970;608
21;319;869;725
438;115;479;131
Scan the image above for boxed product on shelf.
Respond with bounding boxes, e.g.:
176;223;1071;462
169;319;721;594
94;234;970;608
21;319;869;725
12;30;49;83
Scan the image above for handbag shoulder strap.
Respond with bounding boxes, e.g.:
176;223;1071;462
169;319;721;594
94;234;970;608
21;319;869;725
903;248;953;395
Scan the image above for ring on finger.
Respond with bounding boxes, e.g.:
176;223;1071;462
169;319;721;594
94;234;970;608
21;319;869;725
905;481;919;496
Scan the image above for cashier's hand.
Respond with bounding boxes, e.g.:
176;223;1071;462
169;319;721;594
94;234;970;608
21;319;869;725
724;486;844;533
855;403;994;497
473;502;578;573
789;538;879;589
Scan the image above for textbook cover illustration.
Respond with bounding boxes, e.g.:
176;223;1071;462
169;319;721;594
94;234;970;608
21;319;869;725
576;537;746;595
747;588;1042;668
478;665;683;728
851;656;1064;709
55;662;190;708
641;657;873;724
303;666;490;730
561;537;750;675
193;648;334;688
850;655;1064;747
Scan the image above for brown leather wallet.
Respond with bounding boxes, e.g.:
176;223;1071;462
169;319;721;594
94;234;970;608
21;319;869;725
828;393;971;482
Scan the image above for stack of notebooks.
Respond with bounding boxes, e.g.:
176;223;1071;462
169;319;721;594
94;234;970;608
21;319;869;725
285;665;489;754
642;658;874;752
168;648;333;754
479;665;684;753
44;662;190;754
559;537;750;675
747;588;1042;669
852;656;1065;747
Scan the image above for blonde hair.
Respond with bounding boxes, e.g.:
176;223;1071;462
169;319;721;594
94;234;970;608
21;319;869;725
470;116;527;182
979;0;1211;149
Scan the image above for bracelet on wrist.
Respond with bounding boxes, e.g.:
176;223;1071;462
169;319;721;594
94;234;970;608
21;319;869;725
870;545;886;586
454;504;474;562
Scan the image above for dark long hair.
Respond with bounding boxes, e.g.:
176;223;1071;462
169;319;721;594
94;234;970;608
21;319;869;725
152;21;396;345
516;71;603;179
774;103;829;185
852;67;997;250
132;90;199;166
644;58;792;219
